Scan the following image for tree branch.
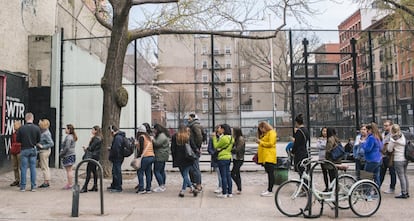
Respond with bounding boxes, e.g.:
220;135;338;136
94;0;113;30
129;24;285;41
132;0;179;5
384;0;414;17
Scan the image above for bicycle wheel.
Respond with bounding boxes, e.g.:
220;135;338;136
275;180;309;217
349;181;381;217
337;174;357;209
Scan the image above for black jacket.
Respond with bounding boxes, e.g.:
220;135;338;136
87;136;102;161
109;131;125;162
171;134;197;168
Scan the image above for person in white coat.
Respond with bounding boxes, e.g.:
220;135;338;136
387;124;409;199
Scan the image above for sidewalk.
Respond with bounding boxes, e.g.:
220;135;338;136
0;167;413;221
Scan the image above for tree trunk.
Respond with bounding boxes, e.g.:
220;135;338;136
100;4;131;177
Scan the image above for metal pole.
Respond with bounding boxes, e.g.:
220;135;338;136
351;38;360;130
368;31;376;122
269;15;276;128
134;40;137;135
289;30;296;135
303;38;311;145
210;34;216;128
59;28;64;168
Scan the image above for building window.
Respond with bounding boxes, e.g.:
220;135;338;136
202;87;208;98
242;87;247;94
202;61;207;69
225;60;231;68
214;72;220;82
214;60;221;69
202;73;208;82
225;46;231;54
226;87;232;97
401;61;405;76
408;59;412;74
202;46;207;54
226;72;232;82
226;101;233;112
202;102;208;113
214;47;220;54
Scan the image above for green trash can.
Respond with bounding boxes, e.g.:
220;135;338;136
274;157;289;185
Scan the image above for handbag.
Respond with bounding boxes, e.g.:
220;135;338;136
331;142;345;161
130;157;142;170
130;142;149;170
252;153;259;164
185;143;197;160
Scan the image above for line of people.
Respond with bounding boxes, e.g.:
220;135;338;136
316;120;410;199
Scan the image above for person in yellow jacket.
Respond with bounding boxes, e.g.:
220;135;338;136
212;123;234;198
256;121;277;197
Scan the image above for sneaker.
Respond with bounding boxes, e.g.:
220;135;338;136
395;193;409;199
137;190;146;194
236;190;242;195
10;181;19;187
260;191;273;197
31;188;36;192
383;188;395;194
227;194;233;198
216;193;228;198
20;189;26;192
178;191;185;197
62;185;72;190
160;186;166;192
109;189;122;193
214;187;222;193
145;190;152;194
39;183;50;188
153;187;163;193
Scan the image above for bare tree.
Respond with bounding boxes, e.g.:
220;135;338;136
84;0;324;176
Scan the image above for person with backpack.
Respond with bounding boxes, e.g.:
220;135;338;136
152;124;170;193
291;114;310;180
135;125;155;194
381;120;397;194
107;125;125;193
324;127;342;191
187;113;203;192
387;124;410;199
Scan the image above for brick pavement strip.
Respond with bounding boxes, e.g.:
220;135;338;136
0;167;413;220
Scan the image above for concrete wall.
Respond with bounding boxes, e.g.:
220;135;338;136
60;41;151;166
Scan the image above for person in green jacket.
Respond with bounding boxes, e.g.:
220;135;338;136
152;124;170;192
212;123;234;198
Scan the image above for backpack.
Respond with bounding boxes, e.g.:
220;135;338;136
201;127;207;143
122;137;135;157
405;140;414;162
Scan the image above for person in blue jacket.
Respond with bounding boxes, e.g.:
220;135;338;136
361;123;383;187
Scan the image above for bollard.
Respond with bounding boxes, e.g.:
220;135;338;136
71;159;104;217
71;184;80;217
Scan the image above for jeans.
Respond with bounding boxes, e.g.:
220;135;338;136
217;160;232;195
355;159;366;180
364;161;382;187
394;161;409;194
231;160;243;191
190;157;202;185
20;148;37;190
264;163;276;192
380;156;396;189
111;161;123;190
153;161;166;186
137;156;154;191
179;165;193;191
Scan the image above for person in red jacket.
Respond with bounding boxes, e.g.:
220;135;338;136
10;121;22;187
